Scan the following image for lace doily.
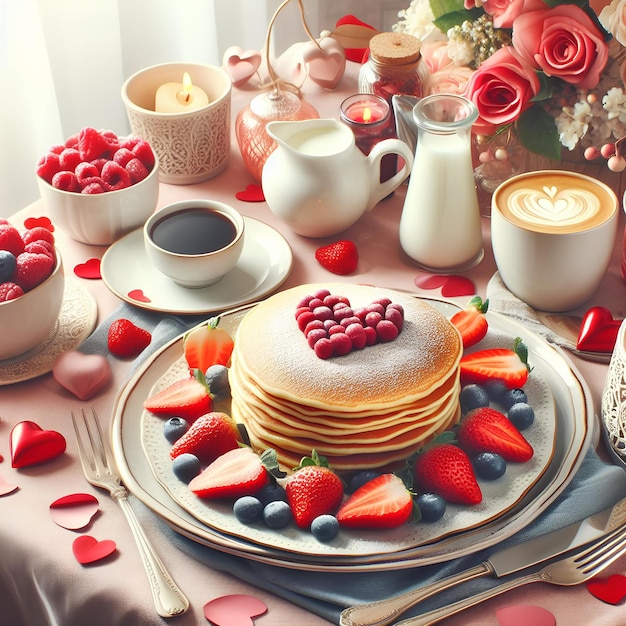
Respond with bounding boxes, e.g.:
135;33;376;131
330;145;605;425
601;321;626;465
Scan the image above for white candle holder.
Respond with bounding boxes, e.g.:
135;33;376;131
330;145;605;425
121;62;231;185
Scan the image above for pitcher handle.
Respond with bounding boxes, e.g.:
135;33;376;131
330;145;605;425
365;138;414;210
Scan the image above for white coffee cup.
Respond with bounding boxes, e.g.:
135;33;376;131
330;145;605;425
491;170;618;312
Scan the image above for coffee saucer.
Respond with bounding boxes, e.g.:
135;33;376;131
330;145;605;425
100;217;293;315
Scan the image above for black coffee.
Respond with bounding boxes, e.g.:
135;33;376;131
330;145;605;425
150;208;237;255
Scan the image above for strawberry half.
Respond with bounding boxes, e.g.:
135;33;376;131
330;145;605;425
450;296;489;348
413;443;482;505
336;473;413;530
143;369;212;421
107;318;152;358
188;447;269;499
183;316;234;373
314;240;359;275
458;407;534;462
460;337;531;389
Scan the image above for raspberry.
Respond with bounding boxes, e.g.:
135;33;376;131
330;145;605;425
112;148;135;167
64;133;80;149
36;153;61;183
75;161;99;184
13;252;55;291
78;127;118;161
339;315;361;328
345;322;367;349
313;337;333;359
101;161;132;191
48;144;66;155
125;157;149;183
22;226;54;246
51;171;80;192
307;328;327;348
24;240;56;261
376;320;399;342
384;307;404;331
0;282;24;302
329;332;352;356
82;182;105;194
132;139;156;169
365;311;383;327
0;224;25;256
119;136;141;151
90;158;108;173
58;148;82;172
303;319;324;336
364;326;378;346
312;305;333;321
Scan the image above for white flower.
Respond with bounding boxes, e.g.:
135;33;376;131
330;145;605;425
603;86;626;121
555;104;591;150
599;0;626;47
393;0;445;42
446;30;474;66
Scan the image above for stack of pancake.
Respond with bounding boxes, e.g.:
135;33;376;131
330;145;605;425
229;284;462;471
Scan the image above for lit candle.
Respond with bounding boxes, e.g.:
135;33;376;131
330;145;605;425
154;72;209;113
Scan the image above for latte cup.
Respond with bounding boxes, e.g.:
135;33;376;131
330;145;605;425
491;170;618;312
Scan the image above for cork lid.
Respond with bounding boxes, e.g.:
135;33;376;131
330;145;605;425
369;32;422;65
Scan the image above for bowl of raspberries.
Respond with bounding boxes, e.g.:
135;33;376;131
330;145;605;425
36;127;159;245
0;221;64;360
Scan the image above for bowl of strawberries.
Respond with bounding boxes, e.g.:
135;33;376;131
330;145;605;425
0;221;64;360
36;127;159;246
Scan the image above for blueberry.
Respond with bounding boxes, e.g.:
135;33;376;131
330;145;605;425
473;452;506;480
485;380;508;403
500;388;527;411
416;493;446;523
310;514;339;542
171;453;201;483
233;496;264;525
163;417;190;444
508;402;535;430
460;384;490;413
256;482;288;506
263;500;293;529
0;250;16;282
348;470;380;494
205;364;230;397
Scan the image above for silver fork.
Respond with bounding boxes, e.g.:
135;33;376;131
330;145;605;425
381;522;626;626
71;407;189;618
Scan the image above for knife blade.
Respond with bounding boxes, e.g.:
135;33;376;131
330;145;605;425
339;498;626;626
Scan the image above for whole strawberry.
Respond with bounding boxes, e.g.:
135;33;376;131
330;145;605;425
450;296;489;348
315;240;358;275
107;318;151;358
285;452;344;528
414;442;482;505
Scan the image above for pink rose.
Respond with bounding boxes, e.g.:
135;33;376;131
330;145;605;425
463;46;540;135
425;66;474;96
481;0;547;28
420;41;454;74
512;5;609;89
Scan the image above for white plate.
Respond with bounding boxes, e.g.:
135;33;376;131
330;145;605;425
100;217;293;315
111;300;592;571
0;280;97;385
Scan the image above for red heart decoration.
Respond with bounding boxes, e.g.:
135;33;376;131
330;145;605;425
72;535;117;565
127;289;151;303
10;421;66;468
587;574;626;604
52;351;111;400
203;594;267;626
0;473;19;496
74;258;101;279
334;15;378;63
577;306;622;353
24;216;54;231
50;493;100;530
414;274;448;289
441;275;475;297
235;184;265;202
496;604;556;626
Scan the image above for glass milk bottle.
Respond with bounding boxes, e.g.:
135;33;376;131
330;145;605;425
400;94;484;271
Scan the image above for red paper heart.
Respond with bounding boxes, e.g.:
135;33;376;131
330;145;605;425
127;289;151;303
50;493;100;530
441;275;475;297
587;574;626;604
0;473;19;496
496;604;556;626
24;216;54;231
74;258;101;279
52;351;111;400
414;274;448;289
235;184;265;202
203;594;267;626
72;535;117;564
577;306;622;352
10;421;66;468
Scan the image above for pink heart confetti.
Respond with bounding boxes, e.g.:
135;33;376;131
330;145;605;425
496;605;556;626
10;421;66;468
52;351;111;400
0;473;19;496
24;216;54;231
587;574;626;604
50;493;99;530
440;275;475;297
74;258;101;279
72;535;117;565
235;184;265;202
203;594;267;626
414;274;448;289
127;289;151;303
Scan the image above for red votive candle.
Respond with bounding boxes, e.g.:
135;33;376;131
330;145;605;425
340;94;396;183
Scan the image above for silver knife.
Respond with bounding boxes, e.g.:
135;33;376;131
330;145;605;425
339;498;626;626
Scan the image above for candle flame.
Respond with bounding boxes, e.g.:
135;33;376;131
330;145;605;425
363;107;372;123
182;72;193;103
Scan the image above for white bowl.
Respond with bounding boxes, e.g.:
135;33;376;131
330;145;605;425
0;252;65;360
37;155;160;246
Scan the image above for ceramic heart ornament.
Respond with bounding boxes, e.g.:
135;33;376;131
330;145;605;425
577;306;622;353
50;493;100;530
72;535;117;565
223;45;262;87
332;15;378;62
52;351;111;400
203;594;267;626
10;420;66;468
587;574;626;604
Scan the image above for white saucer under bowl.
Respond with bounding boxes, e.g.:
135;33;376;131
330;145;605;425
100;217;293;315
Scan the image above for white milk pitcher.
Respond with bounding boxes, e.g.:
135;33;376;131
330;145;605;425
400;94;484;271
262;118;414;238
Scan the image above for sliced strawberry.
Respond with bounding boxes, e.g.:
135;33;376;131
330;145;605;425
460;337;530;389
336;473;413;530
413;443;482;505
188;447;268;499
458;407;533;462
169;411;241;463
314;240;359;275
107;318;151;358
183;316;234;373
143;369;213;421
450;296;489;348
